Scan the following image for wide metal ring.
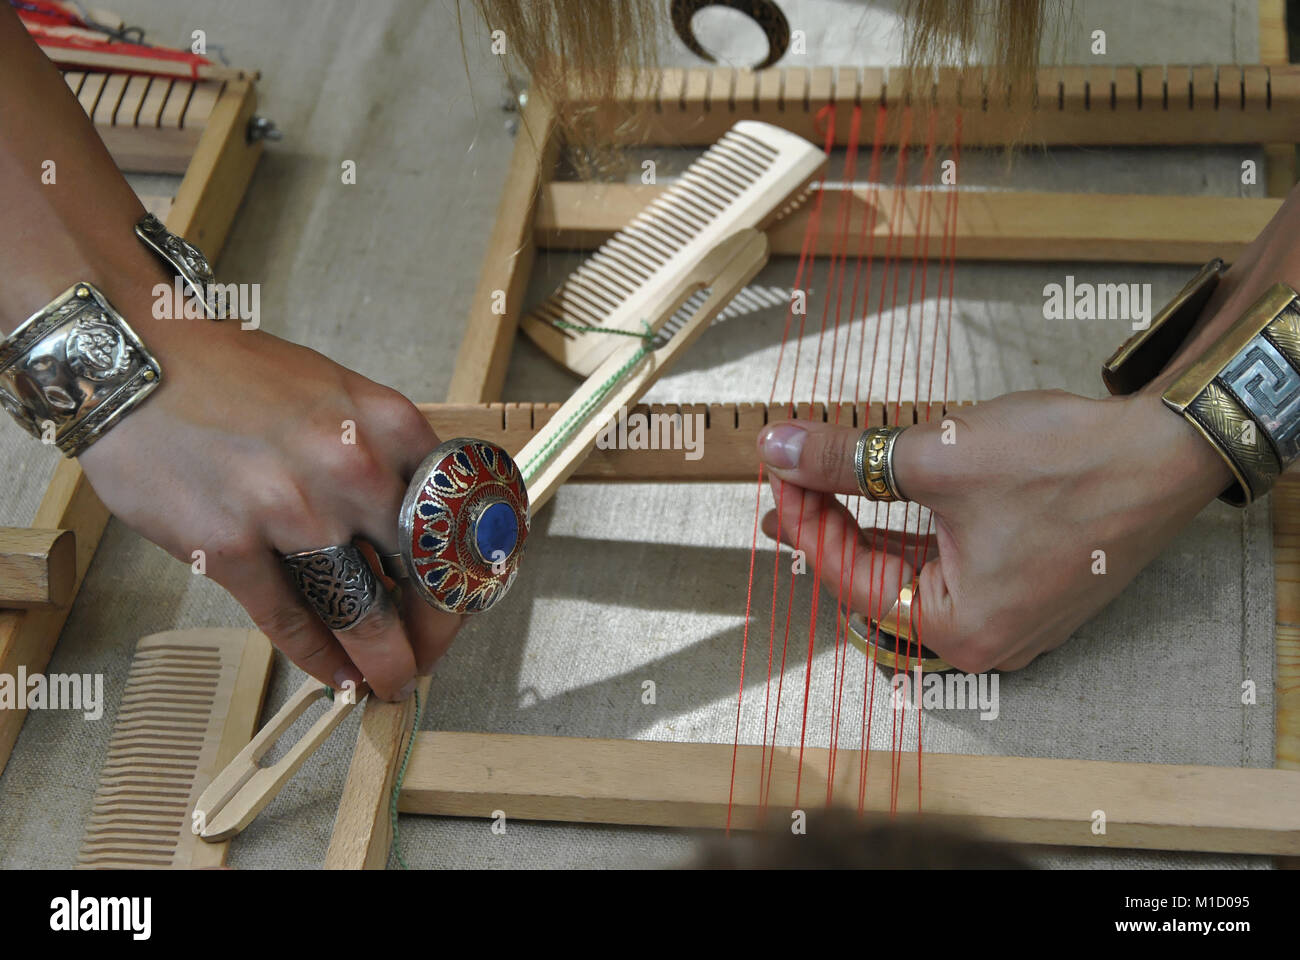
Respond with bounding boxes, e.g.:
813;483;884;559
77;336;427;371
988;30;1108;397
844;579;951;673
854;426;908;502
398;438;530;615
282;543;382;631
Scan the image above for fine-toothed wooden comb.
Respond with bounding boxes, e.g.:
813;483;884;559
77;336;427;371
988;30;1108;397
77;628;273;869
522;119;826;376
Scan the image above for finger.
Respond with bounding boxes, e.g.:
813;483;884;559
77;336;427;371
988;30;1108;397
760;508;939;571
906;557;984;673
358;385;444;477
765;473;918;622
756;418;952;507
400;588;464;675
349;411;465;677
327;584;418;701
220;551;362;692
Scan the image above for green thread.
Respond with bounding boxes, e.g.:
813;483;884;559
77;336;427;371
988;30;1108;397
384;319;654;868
521;320;655;483
390;687;424;870
548;318;648;338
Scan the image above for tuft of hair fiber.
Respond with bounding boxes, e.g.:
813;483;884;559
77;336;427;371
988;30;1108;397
470;0;1047;115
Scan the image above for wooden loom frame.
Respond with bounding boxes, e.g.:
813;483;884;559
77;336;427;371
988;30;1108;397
320;18;1300;868
0;73;264;777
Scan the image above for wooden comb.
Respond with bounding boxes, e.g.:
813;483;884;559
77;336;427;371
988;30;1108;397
77;628;273;869
522;119;826;376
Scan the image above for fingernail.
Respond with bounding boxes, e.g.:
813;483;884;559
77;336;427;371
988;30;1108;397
397;679;417;700
333;666;362;691
759;423;806;470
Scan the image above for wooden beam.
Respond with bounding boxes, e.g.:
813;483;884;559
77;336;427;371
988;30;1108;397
561;65;1300;147
445;95;560;403
397;731;1300;855
1259;0;1297;196
63;70;219;174
0;527;75;609
0;461;108;773
167;79;263;257
420;400;962;482
537;182;1282;264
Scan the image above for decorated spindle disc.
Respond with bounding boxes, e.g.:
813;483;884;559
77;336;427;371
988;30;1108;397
399;438;530;614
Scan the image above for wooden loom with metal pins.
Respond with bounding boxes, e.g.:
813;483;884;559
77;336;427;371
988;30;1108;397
0;63;266;779
314;21;1300;864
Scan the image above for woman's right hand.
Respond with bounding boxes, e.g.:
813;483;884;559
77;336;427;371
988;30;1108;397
77;271;459;702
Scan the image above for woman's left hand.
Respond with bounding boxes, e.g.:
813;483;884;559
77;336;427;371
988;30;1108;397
755;386;1231;672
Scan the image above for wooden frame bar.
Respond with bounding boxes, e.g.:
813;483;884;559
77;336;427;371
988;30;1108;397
538;183;1282;265
0;78;264;777
325;30;1300;869
563;64;1300;147
63;70;224;174
418;401;961;482
397;732;1300;855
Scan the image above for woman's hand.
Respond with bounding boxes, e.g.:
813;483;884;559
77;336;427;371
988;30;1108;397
78;292;458;701
757;179;1300;673
755;387;1232;672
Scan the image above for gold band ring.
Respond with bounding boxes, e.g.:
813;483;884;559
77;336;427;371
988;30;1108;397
854;426;908;502
844;578;951;673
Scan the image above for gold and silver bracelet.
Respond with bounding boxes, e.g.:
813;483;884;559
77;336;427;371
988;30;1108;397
1104;259;1300;506
0;215;217;458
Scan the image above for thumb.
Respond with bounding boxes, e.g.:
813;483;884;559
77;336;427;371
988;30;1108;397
756;418;953;507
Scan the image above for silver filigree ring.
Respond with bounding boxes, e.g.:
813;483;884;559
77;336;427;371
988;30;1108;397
282;544;382;631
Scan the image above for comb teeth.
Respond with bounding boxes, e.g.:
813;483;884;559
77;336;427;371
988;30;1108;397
76;630;271;870
523;120;827;377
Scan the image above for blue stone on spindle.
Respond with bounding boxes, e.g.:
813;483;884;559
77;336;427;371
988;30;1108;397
474;500;519;564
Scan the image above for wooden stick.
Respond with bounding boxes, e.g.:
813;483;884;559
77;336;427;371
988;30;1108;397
397;731;1300;855
0;527;75;609
323;687;419;869
560;64;1300;147
538;182;1282;265
196;676;363;842
420;400;961;482
328;90;562;870
445;94;560;403
517;229;770;512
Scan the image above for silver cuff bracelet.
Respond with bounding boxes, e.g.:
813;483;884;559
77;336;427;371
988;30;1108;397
135;213;222;320
0;282;162;458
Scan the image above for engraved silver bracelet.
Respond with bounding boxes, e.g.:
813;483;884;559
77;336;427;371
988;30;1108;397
0;282;163;458
135;212;223;320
